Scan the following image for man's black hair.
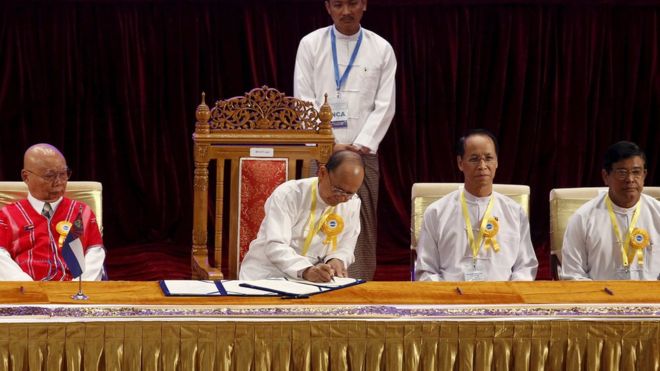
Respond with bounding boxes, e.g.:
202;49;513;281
603;141;647;173
455;129;499;157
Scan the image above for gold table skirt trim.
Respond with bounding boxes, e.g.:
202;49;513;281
0;321;658;371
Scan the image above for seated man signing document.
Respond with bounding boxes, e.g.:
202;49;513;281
239;151;364;282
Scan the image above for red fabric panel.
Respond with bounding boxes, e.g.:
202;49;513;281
238;158;288;264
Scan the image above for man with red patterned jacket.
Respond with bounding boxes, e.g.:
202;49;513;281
0;144;105;281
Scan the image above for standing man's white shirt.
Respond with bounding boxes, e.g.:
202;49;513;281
561;192;660;280
416;189;538;281
294;25;396;153
239;177;361;280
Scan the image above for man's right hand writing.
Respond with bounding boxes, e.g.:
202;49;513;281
302;263;335;282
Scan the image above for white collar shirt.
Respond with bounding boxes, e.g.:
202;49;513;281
561;192;660;280
416;188;538;281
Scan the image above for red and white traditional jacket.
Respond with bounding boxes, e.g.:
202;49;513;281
0;197;104;281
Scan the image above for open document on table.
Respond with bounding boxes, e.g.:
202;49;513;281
160;277;364;297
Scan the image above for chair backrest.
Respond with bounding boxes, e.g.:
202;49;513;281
549;186;660;267
0;181;104;234
410;183;530;250
191;86;335;280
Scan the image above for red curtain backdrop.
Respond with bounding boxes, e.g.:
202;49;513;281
0;0;657;280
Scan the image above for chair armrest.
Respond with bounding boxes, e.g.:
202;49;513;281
191;255;224;280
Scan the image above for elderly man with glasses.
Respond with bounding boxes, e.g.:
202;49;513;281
239;150;364;283
562;141;660;280
415;129;538;281
0;143;105;281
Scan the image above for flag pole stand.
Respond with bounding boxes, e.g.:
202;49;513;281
71;276;88;300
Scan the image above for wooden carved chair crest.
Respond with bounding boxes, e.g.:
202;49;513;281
192;86;335;279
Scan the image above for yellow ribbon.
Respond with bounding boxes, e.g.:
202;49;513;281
55;220;72;248
460;191;498;263
605;195;643;267
482;217;500;252
302;178;337;257
629;228;650;265
321;213;344;252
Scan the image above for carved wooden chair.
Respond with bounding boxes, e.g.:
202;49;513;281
192;86;335;279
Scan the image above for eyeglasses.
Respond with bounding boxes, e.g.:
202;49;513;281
328;173;359;200
25;168;72;183
465;155;497;165
611;167;645;180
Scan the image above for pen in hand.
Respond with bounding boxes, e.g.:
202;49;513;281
317;256;336;282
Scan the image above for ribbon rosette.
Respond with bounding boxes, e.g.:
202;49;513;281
630;228;650;265
482;217;500;252
321;213;344;252
55;221;72;248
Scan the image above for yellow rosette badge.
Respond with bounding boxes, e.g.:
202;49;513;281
55;221;73;248
322;213;344;252
482;217;500;252
630;228;650;265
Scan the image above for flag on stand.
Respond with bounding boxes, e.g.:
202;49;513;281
62;209;85;278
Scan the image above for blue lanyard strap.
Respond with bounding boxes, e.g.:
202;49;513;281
331;27;363;93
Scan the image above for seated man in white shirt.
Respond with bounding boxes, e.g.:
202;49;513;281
415;129;538;281
239;150;364;283
561;141;660;280
0;143;105;281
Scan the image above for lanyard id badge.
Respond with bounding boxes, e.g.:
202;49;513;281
329;27;362;130
615;266;632;280
462;258;487;281
328;95;349;128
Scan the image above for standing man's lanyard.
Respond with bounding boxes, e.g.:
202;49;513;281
331;27;363;97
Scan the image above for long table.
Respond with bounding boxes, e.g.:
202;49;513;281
1;281;658;370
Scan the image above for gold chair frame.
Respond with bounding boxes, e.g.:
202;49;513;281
192;86;335;279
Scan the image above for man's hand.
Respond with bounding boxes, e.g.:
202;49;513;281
333;143;371;154
302;264;335;282
326;259;347;278
333;143;355;153
353;145;371;154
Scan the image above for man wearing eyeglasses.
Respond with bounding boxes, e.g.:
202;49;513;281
562;141;660;280
415;129;538;281
239;151;364;282
0;143;105;281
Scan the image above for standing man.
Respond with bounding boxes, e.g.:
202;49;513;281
415;129;538;281
562;141;660;280
0;144;105;281
294;0;396;280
